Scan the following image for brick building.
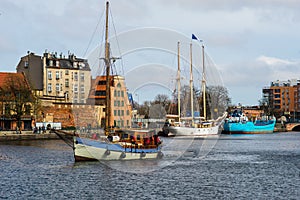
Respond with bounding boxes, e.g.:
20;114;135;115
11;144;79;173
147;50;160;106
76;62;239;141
0;72;34;131
88;75;132;128
262;79;299;120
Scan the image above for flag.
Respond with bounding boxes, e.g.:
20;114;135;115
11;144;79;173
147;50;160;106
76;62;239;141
192;34;203;42
192;34;198;40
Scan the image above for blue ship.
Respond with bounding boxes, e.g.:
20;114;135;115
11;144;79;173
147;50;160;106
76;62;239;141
223;111;276;134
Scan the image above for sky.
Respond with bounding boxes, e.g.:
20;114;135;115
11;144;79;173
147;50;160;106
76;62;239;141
1;0;300;106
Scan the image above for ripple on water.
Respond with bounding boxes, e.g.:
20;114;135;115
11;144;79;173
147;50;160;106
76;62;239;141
0;133;300;199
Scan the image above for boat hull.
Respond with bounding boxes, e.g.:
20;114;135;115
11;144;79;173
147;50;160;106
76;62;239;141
163;125;220;136
222;120;276;134
74;137;162;161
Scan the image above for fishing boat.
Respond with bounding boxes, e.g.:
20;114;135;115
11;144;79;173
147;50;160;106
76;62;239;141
222;110;276;134
54;1;163;161
162;40;226;137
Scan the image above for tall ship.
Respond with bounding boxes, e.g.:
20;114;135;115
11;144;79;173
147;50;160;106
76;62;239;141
222;110;276;134
162;39;226;137
54;1;163;161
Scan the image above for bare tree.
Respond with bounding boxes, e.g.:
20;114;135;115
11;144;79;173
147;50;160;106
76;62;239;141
204;85;231;119
0;73;39;133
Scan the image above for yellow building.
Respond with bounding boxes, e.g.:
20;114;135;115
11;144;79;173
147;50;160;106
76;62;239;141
16;51;91;105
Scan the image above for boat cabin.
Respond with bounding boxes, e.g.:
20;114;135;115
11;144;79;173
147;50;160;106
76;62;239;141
113;129;161;148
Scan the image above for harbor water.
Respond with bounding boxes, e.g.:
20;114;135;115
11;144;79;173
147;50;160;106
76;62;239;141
0;132;299;199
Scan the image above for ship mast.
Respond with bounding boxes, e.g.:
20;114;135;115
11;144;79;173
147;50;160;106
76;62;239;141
190;43;194;123
177;42;181;122
104;1;111;135
202;44;206;120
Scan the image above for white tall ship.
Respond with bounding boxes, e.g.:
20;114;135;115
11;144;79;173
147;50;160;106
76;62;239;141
163;40;226;137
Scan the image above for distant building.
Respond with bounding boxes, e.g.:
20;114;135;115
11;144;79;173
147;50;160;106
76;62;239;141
262;79;300;119
0;72;33;131
87;75;132;128
16;51;91;105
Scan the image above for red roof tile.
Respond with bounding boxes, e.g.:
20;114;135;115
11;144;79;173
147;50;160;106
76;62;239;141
0;72;30;90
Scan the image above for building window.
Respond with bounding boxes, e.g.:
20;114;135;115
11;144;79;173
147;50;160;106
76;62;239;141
118;91;120;97
5;104;10;115
114;90;117;97
121;110;124;116
80;85;84;94
127;110;130;116
56;83;60;92
80;73;84;81
48;83;52;92
65;79;69;87
121;101;124;106
74;72;78;81
95;91;106;96
98;81;106;85
274;100;281;104
48;71;52;80
25;105;31;115
65;91;69;100
24;61;29;68
56;71;60;80
65;70;69;75
74;84;78;93
121;91;124;97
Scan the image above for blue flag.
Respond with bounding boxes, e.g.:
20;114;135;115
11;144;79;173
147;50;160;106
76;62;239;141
192;34;198;40
192;34;203;42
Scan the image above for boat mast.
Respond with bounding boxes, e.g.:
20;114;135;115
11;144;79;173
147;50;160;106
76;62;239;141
202;44;206;120
177;42;181;122
104;1;111;135
190;43;194;123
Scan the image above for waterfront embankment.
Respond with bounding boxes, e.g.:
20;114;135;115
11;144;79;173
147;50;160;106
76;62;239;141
0;131;59;141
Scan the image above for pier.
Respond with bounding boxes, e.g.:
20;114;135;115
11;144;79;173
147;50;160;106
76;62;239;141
0;131;59;141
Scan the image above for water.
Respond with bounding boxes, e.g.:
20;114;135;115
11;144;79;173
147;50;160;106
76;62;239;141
0;132;299;199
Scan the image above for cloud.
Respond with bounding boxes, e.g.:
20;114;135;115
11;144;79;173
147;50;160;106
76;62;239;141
1;0;300;105
257;55;296;66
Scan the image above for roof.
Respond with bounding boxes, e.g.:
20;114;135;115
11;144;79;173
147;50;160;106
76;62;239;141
0;72;30;90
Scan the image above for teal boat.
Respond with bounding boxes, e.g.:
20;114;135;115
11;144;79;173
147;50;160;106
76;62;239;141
223;111;276;134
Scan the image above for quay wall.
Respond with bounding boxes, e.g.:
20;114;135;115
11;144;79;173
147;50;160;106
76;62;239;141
0;131;59;141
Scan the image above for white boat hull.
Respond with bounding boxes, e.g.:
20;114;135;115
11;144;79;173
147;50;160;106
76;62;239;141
74;137;162;161
164;125;220;136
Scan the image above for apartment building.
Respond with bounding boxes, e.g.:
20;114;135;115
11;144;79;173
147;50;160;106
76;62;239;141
16;51;91;104
263;79;299;119
88;75;132;128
